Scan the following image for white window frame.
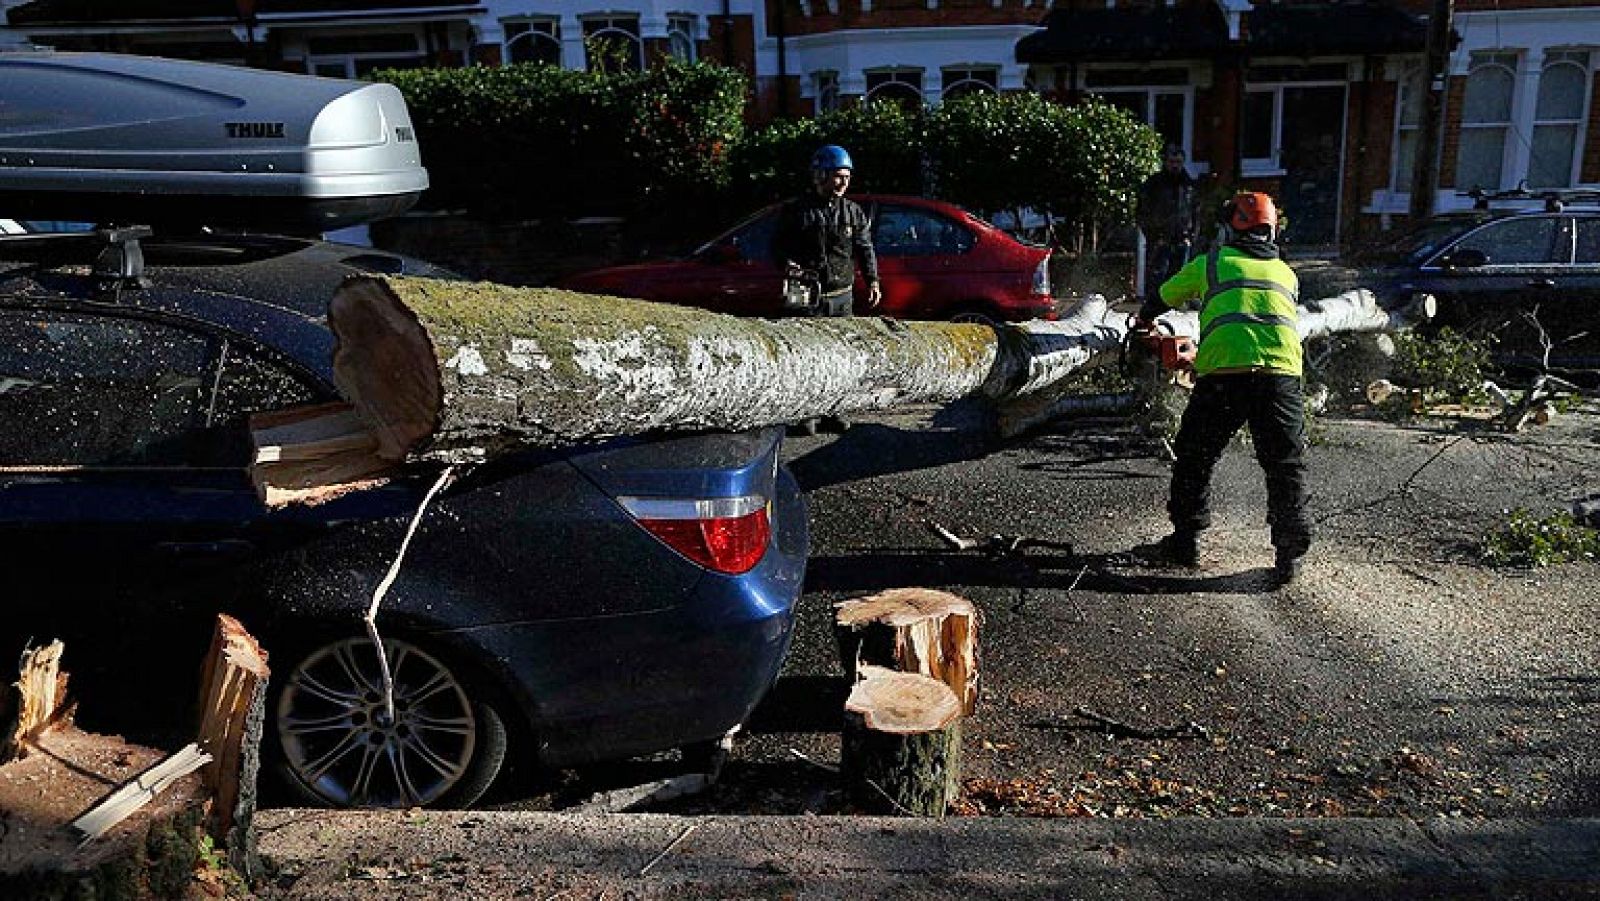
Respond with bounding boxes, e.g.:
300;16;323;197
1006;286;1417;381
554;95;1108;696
1457;51;1520;192
814;70;841;115
864;68;925;107
503;17;561;66
1528;49;1592;189
1079;66;1196;162
581;14;643;72
305;30;424;79
940;66;999;101
1241;74;1348;177
1388;62;1426;193
667;14;697;63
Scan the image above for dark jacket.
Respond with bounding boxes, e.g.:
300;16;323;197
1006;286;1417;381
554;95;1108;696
1137;168;1197;244
773;192;879;295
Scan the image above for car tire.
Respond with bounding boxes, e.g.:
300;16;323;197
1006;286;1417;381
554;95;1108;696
948;305;1001;327
267;632;508;809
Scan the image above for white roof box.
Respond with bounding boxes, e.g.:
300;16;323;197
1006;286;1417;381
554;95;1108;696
0;51;429;231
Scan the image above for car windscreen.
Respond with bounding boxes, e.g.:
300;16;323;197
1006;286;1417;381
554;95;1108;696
1358;216;1488;266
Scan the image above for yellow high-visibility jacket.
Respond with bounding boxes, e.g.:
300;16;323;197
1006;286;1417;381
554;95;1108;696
1158;246;1301;377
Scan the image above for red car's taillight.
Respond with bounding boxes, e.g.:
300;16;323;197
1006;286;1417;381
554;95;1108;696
617;494;772;575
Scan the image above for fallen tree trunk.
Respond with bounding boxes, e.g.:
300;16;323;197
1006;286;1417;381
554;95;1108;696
255;279;1431;503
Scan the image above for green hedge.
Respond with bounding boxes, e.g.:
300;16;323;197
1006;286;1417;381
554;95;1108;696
384;61;1160;238
378;60;747;219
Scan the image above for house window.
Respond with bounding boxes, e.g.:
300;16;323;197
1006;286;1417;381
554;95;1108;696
1457;51;1517;191
814;71;840;114
667;15;697;63
306;32;425;79
1242;88;1279;170
941;67;998;101
504;18;561;66
583;15;642;72
865;69;924;110
1528;50;1591;189
1084;69;1190;153
1390;64;1426;192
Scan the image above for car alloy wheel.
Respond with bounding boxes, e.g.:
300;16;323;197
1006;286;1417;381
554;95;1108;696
276;636;487;808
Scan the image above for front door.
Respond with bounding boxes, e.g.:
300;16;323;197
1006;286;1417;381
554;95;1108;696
1278;86;1346;248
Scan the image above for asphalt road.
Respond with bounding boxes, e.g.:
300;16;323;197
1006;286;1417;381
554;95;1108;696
597;397;1600;821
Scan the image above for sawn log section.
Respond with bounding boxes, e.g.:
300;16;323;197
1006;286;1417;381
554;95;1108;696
254;277;1428;504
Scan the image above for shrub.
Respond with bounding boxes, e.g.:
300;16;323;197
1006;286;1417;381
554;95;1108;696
1482;509;1600;567
726;101;926;208
928;95;1159;250
378;61;746;219
1391;327;1494;405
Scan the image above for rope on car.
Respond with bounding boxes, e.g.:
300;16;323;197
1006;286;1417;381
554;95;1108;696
365;463;462;721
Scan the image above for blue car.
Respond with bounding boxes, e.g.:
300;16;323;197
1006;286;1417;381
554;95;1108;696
0;228;806;809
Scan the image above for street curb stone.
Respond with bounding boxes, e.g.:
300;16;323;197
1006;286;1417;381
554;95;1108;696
257;810;1600;899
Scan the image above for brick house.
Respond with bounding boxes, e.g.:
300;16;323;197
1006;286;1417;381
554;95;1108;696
3;0;1597;247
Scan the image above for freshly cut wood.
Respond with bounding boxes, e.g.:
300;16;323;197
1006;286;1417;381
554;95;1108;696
1;639;71;763
72;743;212;843
841;665;962;816
835;588;980;715
195;614;269;873
250;401;389;507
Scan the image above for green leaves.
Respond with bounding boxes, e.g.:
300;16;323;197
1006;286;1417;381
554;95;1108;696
380;63;1160;234
1483;509;1600;568
378;61;747;218
924;93;1161;228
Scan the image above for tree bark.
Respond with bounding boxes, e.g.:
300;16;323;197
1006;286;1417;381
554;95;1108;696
835;588;980;716
255;279;1432;503
194;614;269;878
840;665;962;817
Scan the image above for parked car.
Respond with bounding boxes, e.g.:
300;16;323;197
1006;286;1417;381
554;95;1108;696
1300;201;1600;371
0;224;806;809
1;51;805;809
558;195;1057;324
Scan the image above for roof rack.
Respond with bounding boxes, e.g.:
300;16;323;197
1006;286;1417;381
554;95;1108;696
1460;187;1600;213
2;224;152;294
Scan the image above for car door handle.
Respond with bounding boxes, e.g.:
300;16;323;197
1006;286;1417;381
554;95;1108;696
1527;278;1556;289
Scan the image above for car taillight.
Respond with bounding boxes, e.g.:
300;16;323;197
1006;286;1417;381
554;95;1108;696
1032;255;1051;297
617;494;772;575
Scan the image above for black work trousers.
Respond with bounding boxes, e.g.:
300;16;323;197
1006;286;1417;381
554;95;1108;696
808;288;854;318
1168;372;1311;557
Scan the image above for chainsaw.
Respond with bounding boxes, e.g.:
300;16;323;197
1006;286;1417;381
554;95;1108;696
1126;315;1197;372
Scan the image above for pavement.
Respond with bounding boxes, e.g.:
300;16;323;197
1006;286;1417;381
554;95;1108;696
257;808;1600;899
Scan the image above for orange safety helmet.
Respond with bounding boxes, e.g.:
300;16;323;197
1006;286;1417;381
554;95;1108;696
1222;191;1279;236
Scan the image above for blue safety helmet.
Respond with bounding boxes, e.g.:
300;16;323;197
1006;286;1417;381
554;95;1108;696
811;144;854;172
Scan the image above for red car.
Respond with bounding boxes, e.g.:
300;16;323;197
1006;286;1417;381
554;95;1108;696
558;195;1057;323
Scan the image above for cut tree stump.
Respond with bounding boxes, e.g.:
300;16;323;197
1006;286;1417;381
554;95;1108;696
835;588;980;715
195;614;270;877
0;726;213;900
0;641;214;899
840;665;962;816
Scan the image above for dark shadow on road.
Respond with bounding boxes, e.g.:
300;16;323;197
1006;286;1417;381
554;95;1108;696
744;675;850;734
787;407;992;492
805;549;1279;596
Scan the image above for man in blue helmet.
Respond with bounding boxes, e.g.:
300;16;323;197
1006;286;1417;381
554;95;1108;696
773;144;882;433
773;144;882;318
